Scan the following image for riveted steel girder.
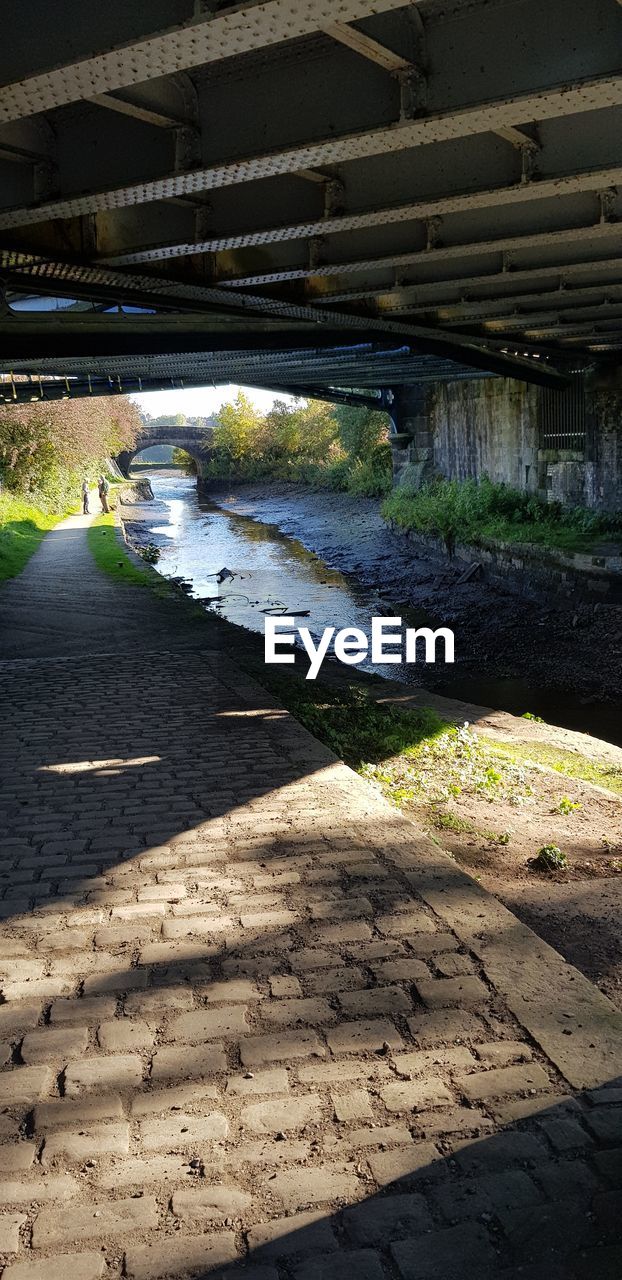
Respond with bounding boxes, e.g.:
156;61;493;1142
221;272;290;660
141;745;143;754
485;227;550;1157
219;220;622;289
1;77;621;230
0;0;408;125
101;165;622;265
0;248;568;384
430;288;622;327
2;0;620;369
376;259;622;315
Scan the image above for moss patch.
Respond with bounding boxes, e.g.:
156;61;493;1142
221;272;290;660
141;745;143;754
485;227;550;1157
483;737;622;798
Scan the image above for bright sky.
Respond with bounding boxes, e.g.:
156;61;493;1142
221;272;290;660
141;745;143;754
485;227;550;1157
130;383;295;418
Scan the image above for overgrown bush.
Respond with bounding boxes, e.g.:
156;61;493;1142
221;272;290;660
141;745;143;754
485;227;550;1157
172;448;197;475
382;475;621;553
203;391;392;496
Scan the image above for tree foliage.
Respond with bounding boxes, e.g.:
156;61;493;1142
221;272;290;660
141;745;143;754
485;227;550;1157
0;395;141;511
207;392;392;496
333;402;389;460
172;448;197;475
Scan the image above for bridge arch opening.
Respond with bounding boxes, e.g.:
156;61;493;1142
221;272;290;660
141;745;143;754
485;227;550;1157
116;427;215;487
130;443;205;479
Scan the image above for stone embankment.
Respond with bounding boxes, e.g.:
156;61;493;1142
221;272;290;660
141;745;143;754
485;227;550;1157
386;521;622;605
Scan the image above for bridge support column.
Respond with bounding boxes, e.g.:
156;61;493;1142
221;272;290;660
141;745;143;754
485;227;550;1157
389;386;436;489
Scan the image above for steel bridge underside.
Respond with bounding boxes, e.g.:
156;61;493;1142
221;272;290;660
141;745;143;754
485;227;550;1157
0;0;621;405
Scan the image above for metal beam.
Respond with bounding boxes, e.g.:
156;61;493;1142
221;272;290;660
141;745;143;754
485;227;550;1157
0;373;230;404
321;22;411;71
0;361;496;406
431;289;622;326
0;0;409;125
0;323;397;360
378;258;622;314
1;75;620;229
258;383;388;408
451;301;622;332
317;254;622;309
218;221;622;288
295;169;333;184
0;335;568;386
88;94;185;129
101;165;622;265
493;125;540;149
8;355;499;382
0;249;577;384
0;142;51;166
0;247;547;346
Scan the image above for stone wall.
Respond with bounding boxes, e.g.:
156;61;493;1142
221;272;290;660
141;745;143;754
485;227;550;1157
386;521;622;604
430;379;540;494
394;372;622;513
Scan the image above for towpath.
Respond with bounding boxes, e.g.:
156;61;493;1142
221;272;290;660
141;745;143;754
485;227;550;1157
0;502;621;1279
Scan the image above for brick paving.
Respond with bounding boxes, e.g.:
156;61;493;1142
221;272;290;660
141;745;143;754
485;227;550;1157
0;514;621;1278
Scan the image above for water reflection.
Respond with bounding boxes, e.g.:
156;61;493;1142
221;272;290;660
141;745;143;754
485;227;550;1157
148;475;409;680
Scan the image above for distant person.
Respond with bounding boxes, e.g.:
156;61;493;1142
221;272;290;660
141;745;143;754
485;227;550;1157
98;475;110;513
81;479;89;515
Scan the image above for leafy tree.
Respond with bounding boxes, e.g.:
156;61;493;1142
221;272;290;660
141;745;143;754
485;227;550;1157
204;392;392;495
333;402;389;459
212;391;264;468
0;395;141;511
172;448;197;475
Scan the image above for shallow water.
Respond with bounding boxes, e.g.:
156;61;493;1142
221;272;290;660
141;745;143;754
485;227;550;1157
148;474;439;683
147;475;622;744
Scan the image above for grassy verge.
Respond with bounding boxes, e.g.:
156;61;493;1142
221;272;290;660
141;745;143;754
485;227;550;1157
259;671;446;767
86;513;204;613
87;513;162;588
255;670;534;813
383;476;620;555
252;666;622;873
0;493;67;581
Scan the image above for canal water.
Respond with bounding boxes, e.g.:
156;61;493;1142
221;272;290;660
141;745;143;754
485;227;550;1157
147;474;430;683
146;474;622;744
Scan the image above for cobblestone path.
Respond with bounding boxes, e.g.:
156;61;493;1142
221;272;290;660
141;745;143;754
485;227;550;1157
0;513;622;1279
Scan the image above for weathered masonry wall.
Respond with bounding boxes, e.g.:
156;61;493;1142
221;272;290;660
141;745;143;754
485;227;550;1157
430;380;540;495
394;373;622;512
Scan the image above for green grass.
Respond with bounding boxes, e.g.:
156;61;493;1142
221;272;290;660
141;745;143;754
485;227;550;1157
0;493;67;581
483;737;622;798
431;810;510;843
86;513;203;612
258;671;446;768
383;475;621;555
87;513;161;587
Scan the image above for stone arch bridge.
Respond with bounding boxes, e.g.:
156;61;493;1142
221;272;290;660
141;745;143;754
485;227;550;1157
116;423;215;481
